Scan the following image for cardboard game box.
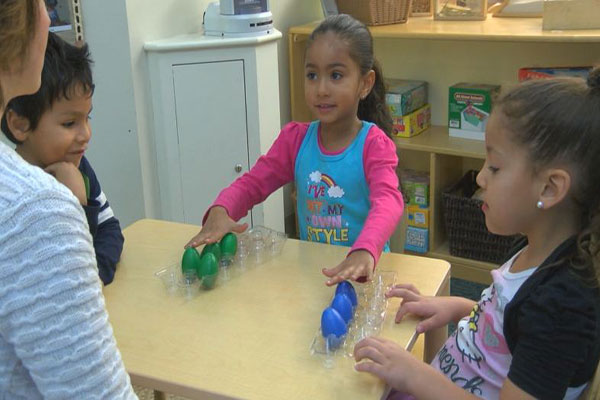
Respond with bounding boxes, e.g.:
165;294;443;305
386;79;428;117
448;83;500;141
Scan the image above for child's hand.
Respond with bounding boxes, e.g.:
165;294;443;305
387;284;472;333
354;336;422;393
45;162;87;205
322;250;374;286
185;206;247;248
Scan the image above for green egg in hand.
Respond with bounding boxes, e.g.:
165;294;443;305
181;247;201;274
201;242;222;261
220;232;237;257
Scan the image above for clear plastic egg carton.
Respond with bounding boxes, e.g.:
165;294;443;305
310;271;397;368
154;225;287;299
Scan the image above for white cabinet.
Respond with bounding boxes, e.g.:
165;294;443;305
145;30;284;231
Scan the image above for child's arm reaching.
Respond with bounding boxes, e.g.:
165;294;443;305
322;127;403;285
187;122;309;248
186;205;248;246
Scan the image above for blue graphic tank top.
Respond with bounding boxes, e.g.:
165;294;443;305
295;121;389;251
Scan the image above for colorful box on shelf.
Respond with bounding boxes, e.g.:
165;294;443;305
391;104;431;138
407;205;429;228
518;66;592;81
400;169;430;207
448;83;500;141
385;79;428;117
404;226;429;253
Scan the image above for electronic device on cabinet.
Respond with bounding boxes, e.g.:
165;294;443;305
203;0;273;37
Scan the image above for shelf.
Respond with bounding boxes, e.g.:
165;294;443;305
393;126;486;159
428;242;496;284
289;17;600;43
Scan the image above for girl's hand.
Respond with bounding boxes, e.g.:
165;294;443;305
322;250;374;286
45;162;87;205
387;284;474;333
354;336;422;393
185;206;247;248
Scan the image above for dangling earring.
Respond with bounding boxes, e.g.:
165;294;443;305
536;200;544;209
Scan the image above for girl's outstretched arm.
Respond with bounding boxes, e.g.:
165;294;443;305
186;122;308;247
322;127;403;284
352;127;404;265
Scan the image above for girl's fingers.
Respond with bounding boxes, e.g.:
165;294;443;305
387;288;420;302
232;223;248;233
354;360;385;377
395;302;422;323
391;283;420;294
185;233;205;248
354;343;386;365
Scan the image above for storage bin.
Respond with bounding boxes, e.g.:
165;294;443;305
442;170;520;264
336;0;411;25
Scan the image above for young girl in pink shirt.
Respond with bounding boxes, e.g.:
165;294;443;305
187;14;404;286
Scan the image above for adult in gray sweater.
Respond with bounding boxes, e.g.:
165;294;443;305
0;0;137;398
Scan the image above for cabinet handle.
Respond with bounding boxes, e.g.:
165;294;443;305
235;164;243;173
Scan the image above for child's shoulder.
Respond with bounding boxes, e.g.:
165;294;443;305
281;121;311;135
363;122;396;153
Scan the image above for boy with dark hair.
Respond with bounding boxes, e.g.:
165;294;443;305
1;32;124;285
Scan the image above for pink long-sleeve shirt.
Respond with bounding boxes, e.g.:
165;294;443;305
209;121;404;265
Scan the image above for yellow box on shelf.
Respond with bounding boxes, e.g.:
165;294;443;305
407;205;429;228
391;104;431;138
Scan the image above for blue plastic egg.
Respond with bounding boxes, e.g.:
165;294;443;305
335;281;358;309
331;293;354;324
321;306;347;346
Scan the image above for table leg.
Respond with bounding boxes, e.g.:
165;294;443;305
424;274;450;364
154;390;167;400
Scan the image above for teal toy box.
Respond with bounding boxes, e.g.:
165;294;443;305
386;79;428;118
404;226;429;253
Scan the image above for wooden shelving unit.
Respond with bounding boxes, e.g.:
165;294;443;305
288;17;600;284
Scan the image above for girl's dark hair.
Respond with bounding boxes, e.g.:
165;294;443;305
1;32;94;143
306;14;392;136
496;67;600;286
0;0;39;107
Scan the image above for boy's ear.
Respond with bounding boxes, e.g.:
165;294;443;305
539;168;571;209
360;69;376;100
5;110;32;142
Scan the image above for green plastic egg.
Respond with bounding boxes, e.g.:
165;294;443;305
181;247;201;274
202;273;218;290
197;252;218;278
201;242;222;261
219;232;237;257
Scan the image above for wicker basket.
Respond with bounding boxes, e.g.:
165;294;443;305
410;0;432;16
442;170;521;264
336;0;411;25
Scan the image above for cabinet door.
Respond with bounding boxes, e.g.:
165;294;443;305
172;60;251;226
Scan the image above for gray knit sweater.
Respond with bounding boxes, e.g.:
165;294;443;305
0;141;137;399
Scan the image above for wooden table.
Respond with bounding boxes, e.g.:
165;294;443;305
104;219;450;400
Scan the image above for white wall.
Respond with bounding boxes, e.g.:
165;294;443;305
82;0;322;228
81;1;144;228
